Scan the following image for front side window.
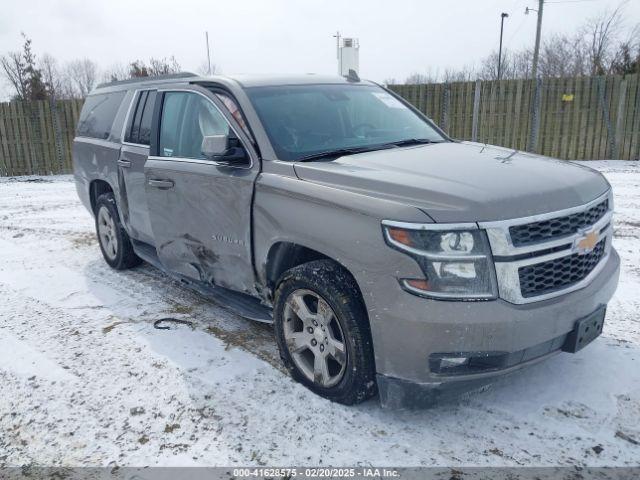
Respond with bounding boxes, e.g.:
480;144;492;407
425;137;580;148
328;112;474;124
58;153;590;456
159;92;230;159
245;84;446;161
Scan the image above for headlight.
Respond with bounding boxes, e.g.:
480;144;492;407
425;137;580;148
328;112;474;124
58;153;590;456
382;221;497;301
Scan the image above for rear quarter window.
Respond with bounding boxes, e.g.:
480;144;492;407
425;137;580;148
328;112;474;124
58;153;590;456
77;91;126;140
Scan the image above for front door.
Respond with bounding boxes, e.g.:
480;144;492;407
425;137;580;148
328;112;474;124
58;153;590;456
144;86;259;295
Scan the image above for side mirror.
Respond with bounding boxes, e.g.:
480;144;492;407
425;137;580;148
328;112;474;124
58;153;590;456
201;134;229;159
201;133;249;166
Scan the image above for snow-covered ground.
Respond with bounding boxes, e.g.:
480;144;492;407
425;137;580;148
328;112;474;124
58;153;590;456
0;161;639;468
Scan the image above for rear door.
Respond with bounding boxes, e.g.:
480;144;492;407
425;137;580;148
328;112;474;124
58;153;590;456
118;90;157;245
144;85;260;295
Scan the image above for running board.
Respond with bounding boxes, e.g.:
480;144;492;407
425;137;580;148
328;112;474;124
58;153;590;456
188;282;273;324
131;239;273;323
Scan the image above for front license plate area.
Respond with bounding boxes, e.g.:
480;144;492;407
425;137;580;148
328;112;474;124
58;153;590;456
562;306;606;353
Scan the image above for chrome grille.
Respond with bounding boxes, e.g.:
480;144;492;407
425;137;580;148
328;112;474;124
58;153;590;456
518;239;606;298
480;190;613;304
509;199;608;246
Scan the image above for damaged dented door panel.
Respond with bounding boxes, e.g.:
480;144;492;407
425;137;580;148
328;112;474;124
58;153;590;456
144;85;259;295
118;89;157;245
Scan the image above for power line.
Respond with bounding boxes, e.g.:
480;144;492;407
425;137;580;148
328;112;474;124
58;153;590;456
505;14;529;47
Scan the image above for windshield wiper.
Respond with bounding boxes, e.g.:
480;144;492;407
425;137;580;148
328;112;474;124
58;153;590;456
385;138;441;147
297;145;394;162
296;139;441;162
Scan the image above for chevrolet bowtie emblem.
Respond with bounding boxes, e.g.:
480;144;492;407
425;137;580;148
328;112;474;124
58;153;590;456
574;229;599;254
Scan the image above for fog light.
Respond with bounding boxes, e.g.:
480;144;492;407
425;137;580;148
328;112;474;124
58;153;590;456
439;357;469;368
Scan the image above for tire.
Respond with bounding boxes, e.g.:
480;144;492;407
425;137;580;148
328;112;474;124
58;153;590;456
274;260;377;405
95;192;141;270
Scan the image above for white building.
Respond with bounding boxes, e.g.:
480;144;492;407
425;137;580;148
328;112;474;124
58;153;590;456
338;37;359;76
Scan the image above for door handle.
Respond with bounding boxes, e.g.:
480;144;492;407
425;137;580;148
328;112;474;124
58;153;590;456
148;179;175;189
117;159;132;168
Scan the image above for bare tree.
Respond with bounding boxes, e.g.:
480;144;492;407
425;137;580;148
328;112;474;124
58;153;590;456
581;5;625;75
478;50;532;80
40;54;59;94
0;50;28;99
538;33;587;78
442;65;476;83
405;71;439;84
0;33;48;100
148;56;181;76
405;72;429;84
101;57;183;84
101;63;129;83
64;59;98;98
129;56;181;78
611;41;640;74
611;21;640;74
196;60;217;75
39;53;74;99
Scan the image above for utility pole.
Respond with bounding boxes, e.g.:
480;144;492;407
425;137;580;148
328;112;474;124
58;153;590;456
333;31;341;75
529;0;544;79
498;12;509;80
205;31;212;75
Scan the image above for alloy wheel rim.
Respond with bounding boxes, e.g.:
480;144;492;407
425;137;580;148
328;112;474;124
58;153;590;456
97;206;118;261
283;289;347;388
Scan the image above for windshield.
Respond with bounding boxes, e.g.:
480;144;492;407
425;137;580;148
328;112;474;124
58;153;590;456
246;84;446;161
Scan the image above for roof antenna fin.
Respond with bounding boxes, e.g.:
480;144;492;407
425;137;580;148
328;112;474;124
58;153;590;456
346;69;360;82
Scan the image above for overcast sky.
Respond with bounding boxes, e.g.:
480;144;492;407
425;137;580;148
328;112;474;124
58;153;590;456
1;0;638;99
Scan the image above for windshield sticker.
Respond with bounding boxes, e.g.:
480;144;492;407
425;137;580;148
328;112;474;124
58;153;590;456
372;92;405;109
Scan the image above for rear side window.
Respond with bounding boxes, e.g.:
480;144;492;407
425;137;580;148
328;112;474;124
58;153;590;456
77;91;126;140
125;90;157;145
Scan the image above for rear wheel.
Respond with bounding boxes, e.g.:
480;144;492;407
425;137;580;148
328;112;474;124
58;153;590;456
274;260;377;405
95;192;141;270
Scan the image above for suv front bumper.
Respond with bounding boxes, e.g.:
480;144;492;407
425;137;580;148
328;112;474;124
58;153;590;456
371;248;620;408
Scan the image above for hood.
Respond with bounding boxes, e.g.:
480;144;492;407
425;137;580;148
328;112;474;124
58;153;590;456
292;142;610;223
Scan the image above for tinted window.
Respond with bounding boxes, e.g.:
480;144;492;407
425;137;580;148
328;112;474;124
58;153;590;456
246;84;445;161
77;91;126;140
139;91;157;145
129;91;147;143
159;92;229;159
125;90;156;145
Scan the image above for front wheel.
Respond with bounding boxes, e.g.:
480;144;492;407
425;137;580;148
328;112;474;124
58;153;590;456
274;260;377;405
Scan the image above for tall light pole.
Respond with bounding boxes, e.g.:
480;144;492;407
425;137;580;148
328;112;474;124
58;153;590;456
205;31;212;75
498;12;509;80
333;31;341;75
526;0;545;79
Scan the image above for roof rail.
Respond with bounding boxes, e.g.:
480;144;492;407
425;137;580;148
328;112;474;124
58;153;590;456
95;72;199;89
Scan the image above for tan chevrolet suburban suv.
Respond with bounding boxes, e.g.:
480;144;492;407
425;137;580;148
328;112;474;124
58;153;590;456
73;72;620;407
